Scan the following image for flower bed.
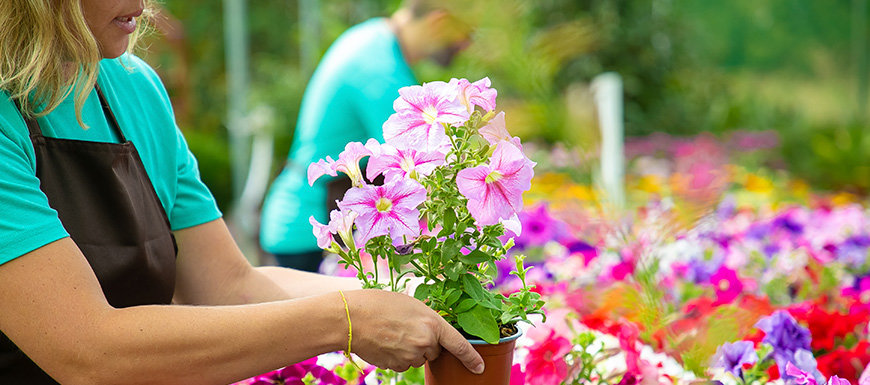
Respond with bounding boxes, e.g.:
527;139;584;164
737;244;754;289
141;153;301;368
239;132;869;384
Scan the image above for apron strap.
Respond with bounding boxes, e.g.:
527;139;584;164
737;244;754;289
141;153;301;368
11;85;128;143
94;84;128;143
11;99;44;139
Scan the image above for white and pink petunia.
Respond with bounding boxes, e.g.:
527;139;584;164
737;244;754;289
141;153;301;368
456;140;535;226
309;216;334;249
449;77;498;113
383;81;469;152
478;111;522;149
339;179;427;246
306;141;373;187
366;141;446;183
307;157;337;186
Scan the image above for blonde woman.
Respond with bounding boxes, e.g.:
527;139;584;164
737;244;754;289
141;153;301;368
0;1;483;384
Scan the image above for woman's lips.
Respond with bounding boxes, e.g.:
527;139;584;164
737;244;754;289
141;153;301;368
113;16;137;34
113;10;142;34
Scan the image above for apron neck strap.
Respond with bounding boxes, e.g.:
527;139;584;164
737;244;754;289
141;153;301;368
94;84;127;143
12;98;43;138
13;84;127;142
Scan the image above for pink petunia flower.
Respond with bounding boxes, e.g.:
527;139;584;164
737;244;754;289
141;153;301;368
327;208;358;248
365;141;446;183
456;140;535;226
309;216;333;249
383;81;469;151
331;141;373;187
307;141;373;187
339;179;427;245
449;77;498;113
307;157;337;186
478;111;523;150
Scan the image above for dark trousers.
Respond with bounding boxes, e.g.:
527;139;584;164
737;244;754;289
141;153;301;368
273;250;324;272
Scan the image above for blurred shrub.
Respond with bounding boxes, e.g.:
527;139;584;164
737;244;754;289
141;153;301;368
144;0;866;205
778;119;870;195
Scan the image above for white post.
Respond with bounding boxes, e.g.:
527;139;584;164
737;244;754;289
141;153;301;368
592;72;625;209
223;0;250;202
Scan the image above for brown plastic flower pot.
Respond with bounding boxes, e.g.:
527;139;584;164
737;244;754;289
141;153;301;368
424;329;522;385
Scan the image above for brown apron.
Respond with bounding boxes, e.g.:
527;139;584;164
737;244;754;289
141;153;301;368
0;86;178;383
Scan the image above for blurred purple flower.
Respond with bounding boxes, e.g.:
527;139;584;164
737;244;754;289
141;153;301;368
772;214;804;235
763;243;781;259
711;340;757;376
786;361;818;385
837;235;870;268
746;223;771;240
566;240;598;266
755;310;813;374
514;204;560;249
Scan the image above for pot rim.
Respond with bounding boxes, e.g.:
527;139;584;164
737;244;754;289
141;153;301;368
467;326;524;345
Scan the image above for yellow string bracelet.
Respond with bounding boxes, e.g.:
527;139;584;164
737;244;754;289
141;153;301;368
338;290;364;374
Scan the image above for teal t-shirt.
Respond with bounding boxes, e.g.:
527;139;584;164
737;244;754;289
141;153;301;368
260;18;416;254
0;54;222;265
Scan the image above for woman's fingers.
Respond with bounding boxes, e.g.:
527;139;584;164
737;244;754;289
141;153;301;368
346;290;484;374
435;318;485;374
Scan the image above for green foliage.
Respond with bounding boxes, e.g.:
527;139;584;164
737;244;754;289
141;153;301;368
149;0;867;208
778;119;870;195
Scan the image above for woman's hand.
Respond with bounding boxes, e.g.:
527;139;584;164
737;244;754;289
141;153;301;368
343;290;485;374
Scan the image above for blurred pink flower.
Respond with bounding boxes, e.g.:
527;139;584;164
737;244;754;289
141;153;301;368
510;363;526;385
710;267;743;305
339;179;427;245
450;77;498;112
524;329;571;385
457;141;534;226
383;81;469;151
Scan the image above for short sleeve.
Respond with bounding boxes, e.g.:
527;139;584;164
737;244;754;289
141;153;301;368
166;126;222;231
0;120;68;264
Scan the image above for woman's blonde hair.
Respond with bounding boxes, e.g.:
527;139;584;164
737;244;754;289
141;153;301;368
0;0;154;126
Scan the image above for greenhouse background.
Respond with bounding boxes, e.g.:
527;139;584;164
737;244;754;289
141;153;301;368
138;0;869;383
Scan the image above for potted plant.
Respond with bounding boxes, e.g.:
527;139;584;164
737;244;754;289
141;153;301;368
307;78;545;384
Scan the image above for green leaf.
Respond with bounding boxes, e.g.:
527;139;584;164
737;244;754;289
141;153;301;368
441;238;461;261
444;288;462;306
443;208;456;232
461;274;502;311
414;284;431;302
456;305;499;344
445;261;464;280
391;252;415;266
461;274;488;302
459;249;490;265
454;298;476;313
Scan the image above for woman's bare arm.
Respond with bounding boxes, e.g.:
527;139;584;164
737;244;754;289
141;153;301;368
0;235;483;385
171;218;359;305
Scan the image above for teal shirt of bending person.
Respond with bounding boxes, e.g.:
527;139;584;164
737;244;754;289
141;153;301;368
259;18;416;270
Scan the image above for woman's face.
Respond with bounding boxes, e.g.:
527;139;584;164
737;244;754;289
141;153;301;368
80;0;144;58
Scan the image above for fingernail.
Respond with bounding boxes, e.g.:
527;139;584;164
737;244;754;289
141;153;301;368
473;363;485;374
